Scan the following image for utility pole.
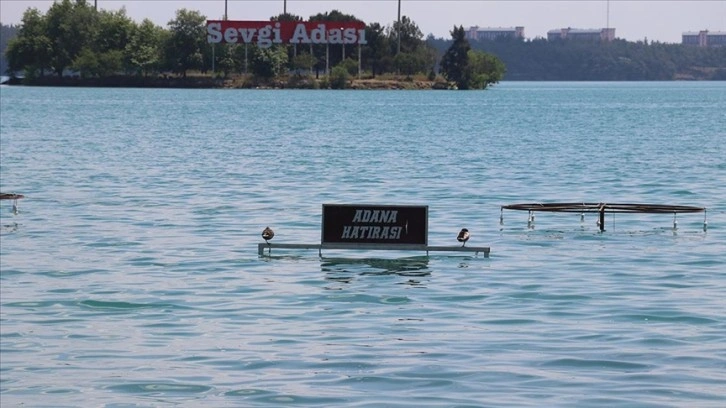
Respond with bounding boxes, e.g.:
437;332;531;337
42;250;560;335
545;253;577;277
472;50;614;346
397;0;401;55
284;0;287;15
225;0;228;20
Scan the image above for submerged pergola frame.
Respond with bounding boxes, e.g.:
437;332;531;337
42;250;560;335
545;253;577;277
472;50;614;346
0;193;24;215
501;202;707;232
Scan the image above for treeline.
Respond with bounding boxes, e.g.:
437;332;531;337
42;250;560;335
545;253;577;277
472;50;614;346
428;37;726;81
1;1;431;78
3;0;503;89
0;23;19;74
4;0;722;84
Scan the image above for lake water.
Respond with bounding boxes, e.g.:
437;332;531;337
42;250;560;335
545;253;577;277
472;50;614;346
1;82;725;407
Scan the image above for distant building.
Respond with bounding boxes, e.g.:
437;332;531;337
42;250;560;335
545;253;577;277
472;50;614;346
466;26;525;41
682;30;726;47
547;28;615;42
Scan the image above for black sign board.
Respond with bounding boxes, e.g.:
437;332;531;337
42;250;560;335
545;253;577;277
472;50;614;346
322;204;428;245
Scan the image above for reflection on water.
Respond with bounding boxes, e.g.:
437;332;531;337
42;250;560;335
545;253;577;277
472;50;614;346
321;256;431;288
1;223;20;234
0;202;22;234
321;256;430;275
2;84;724;407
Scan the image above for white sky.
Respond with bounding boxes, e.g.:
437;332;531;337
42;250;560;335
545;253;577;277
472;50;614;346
1;1;725;43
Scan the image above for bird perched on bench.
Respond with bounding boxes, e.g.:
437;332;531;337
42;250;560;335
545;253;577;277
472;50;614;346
261;226;274;244
457;228;470;247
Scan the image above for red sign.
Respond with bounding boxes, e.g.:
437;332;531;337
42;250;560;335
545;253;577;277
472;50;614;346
207;20;367;48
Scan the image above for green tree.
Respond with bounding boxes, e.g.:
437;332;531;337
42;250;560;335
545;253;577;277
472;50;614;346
249;45;288;79
361;23;388;77
71;8;134;77
231;43;251;74
390;15;423;55
95;49;123;77
338;57;358;76
393;52;417;78
292;52;316;75
166;8;206;76
440;26;470;89
466;50;505;89
329;65;349;89
72;46;122;79
126;19;165;77
1;23;21;74
71;47;98;78
45;0;98;76
271;12;303;71
5;9;53;77
96;8;134;53
212;43;236;77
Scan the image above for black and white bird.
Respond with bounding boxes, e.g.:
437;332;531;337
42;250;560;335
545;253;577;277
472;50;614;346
457;228;470;247
261;226;275;244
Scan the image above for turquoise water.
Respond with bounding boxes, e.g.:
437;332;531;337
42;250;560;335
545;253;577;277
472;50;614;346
1;83;725;407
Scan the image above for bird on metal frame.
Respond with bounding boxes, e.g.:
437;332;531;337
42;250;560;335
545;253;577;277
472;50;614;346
261;226;275;244
457;228;470;247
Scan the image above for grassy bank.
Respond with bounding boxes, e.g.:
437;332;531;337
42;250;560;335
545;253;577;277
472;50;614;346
7;73;447;90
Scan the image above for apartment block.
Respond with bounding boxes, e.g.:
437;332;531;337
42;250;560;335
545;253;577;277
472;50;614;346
547;28;616;42
682;30;726;47
466;26;525;41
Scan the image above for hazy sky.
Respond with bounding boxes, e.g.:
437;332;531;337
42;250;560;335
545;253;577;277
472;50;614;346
1;1;725;43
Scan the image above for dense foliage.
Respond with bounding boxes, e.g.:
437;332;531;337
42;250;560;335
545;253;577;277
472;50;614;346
3;0;724;84
428;36;726;81
439;26;470;88
0;23;19;74
2;0;448;85
439;26;505;89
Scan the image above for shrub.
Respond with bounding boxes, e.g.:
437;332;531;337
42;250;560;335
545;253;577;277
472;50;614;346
330;66;349;89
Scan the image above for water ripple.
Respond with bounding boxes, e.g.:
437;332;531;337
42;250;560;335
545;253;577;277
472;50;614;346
1;84;724;407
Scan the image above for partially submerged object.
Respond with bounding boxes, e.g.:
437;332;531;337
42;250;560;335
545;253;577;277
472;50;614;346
259;204;490;257
0;193;25;215
500;202;707;232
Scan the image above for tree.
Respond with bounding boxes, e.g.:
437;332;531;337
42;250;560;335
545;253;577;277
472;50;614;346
329;65;349;89
45;0;98;76
71;47;99;78
76;8;134;77
96;8;134;53
212;43;236;77
270;13;303;71
166;8;206;76
126;19;165;77
71;46;122;78
249;45;288;79
440;26;470;89
361;23;388;77
338;58;358;76
466;50;505;89
5;9;52;77
438;26;504;89
292;52;316;75
1;23;21;74
389;15;423;54
231;44;251;74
